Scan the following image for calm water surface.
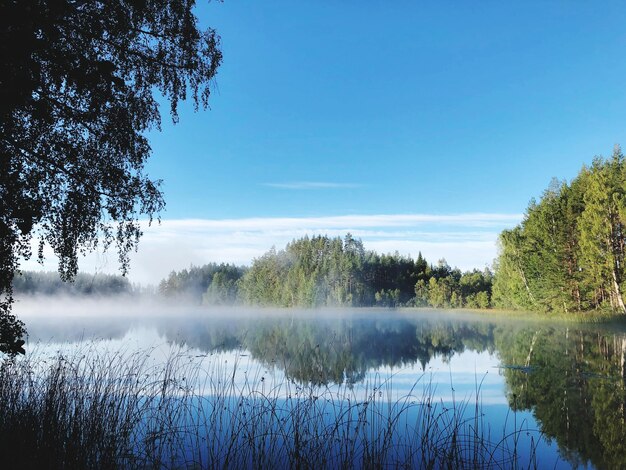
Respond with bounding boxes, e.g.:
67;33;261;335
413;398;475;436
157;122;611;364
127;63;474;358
16;301;626;469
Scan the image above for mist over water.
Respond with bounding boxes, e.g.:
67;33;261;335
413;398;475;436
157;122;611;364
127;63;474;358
16;297;511;402
11;297;626;468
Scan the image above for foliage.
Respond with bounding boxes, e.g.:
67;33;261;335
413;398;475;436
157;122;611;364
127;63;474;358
13;270;133;297
494;146;626;314
236;235;492;309
496;324;626;468
155;235;492;309
0;0;222;354
158;263;247;305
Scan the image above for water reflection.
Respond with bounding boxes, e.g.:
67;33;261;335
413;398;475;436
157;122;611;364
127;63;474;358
496;325;626;469
156;314;498;386
20;306;626;469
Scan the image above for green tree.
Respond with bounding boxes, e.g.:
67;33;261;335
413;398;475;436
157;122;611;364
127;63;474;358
13;271;132;296
244;247;298;306
428;277;446;308
492;227;536;310
158;263;246;303
239;235;491;309
520;179;581;312
459;269;492;308
203;269;242;305
494;147;626;315
414;279;429;306
0;0;222;353
493;181;581;314
578;149;626;312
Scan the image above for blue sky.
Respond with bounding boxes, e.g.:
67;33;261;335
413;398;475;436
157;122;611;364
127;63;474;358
26;1;626;283
147;0;626;218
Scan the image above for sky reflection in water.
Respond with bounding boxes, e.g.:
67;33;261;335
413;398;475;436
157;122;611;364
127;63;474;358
16;303;626;469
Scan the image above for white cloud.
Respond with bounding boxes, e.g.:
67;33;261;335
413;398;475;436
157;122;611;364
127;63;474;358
20;213;522;285
263;181;361;190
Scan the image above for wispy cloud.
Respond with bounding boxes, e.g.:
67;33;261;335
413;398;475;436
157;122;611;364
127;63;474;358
263;181;361;190
153;213;522;232
22;213;522;285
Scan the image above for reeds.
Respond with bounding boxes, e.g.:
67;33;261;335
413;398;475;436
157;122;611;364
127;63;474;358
0;346;546;469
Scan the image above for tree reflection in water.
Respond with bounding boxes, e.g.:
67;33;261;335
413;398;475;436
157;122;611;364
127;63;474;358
23;308;626;468
159;312;626;468
497;325;626;469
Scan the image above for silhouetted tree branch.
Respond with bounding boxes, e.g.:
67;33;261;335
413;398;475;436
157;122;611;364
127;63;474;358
0;0;222;355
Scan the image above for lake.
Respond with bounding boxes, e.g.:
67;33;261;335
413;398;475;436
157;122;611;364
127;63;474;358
8;300;626;469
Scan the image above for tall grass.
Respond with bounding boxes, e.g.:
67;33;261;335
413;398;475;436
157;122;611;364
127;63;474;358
0;346;547;469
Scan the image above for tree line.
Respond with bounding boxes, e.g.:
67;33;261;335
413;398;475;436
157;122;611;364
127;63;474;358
493;146;626;314
13;271;133;297
158;263;246;304
157;234;493;308
23;140;626;318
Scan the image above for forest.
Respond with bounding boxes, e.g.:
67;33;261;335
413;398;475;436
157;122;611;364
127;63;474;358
493;146;626;314
13;241;493;309
15;149;626;316
13;271;134;297
157;235;493;308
